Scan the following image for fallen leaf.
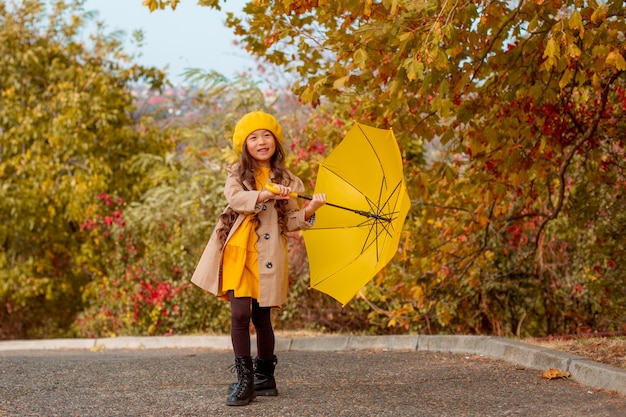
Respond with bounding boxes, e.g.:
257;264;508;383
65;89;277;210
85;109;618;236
541;368;571;379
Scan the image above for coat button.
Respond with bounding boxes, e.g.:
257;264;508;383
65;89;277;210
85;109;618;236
265;262;273;269
263;233;270;240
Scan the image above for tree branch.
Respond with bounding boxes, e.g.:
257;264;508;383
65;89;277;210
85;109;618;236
533;70;623;249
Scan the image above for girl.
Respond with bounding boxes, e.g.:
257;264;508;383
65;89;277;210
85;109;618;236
191;111;326;406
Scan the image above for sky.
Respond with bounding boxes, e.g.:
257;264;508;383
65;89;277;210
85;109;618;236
83;0;254;84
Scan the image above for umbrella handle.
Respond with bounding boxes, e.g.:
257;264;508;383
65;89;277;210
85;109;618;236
265;182;300;199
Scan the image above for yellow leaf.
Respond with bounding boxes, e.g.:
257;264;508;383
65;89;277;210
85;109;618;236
333;75;350;89
592;74;602;87
543;38;559;68
364;0;372;17
568;10;584;35
398;32;414;43
606;51;626;71
559;69;572;89
431;97;453;118
437;305;453;325
142;0;158;12
410;284;423;299
314;77;328;90
590;5;607;24
354;48;368;69
389;0;398;16
477;215;490;227
387;79;402;96
403;58;424;81
541;368;571;379
527;14;539;32
567;44;581;59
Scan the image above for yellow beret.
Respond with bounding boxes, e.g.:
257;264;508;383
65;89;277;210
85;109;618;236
232;111;284;155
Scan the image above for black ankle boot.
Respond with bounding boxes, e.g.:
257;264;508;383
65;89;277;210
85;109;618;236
254;355;278;396
227;355;279;396
226;356;256;406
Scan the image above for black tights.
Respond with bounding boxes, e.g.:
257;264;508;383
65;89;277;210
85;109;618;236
228;290;275;360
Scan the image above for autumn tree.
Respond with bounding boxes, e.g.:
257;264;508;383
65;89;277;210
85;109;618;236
0;0;167;338
145;0;625;337
73;72;291;337
0;0;364;338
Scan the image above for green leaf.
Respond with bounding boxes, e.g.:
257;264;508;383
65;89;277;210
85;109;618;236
469;136;484;155
483;126;497;144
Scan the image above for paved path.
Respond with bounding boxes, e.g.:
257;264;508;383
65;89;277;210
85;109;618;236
1;335;625;416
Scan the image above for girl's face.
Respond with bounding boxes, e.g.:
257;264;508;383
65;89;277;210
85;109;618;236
245;129;276;167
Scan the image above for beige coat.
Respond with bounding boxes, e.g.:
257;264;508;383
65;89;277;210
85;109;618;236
190;164;313;307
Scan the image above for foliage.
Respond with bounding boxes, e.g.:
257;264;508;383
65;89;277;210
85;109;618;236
73;73;264;337
0;1;373;340
0;0;167;338
5;0;624;338
148;0;626;337
73;175;231;337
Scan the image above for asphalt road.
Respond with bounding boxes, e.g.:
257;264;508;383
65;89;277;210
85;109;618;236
1;348;625;417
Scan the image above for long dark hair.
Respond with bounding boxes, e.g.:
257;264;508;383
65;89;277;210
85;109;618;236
216;137;291;246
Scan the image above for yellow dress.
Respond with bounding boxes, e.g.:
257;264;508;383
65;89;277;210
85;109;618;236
220;167;271;300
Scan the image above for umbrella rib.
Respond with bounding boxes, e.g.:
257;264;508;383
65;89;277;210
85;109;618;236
376;181;404;221
319;165;393;222
364;220;384;263
359;124;390;224
367;181;408;261
357;124;387;176
312;258;360;287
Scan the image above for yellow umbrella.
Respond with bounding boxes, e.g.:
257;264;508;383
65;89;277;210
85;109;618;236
273;122;411;306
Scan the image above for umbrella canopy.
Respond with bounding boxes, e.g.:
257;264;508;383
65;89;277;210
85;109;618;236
303;122;411;306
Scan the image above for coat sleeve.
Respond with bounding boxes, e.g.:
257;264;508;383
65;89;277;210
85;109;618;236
285;174;314;232
223;166;263;215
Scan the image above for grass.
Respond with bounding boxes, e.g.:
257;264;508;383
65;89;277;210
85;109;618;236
525;336;626;370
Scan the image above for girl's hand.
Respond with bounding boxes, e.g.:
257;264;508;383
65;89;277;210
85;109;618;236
305;193;326;220
260;184;292;201
308;193;327;211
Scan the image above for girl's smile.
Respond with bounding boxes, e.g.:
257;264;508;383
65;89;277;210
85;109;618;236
245;129;276;167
